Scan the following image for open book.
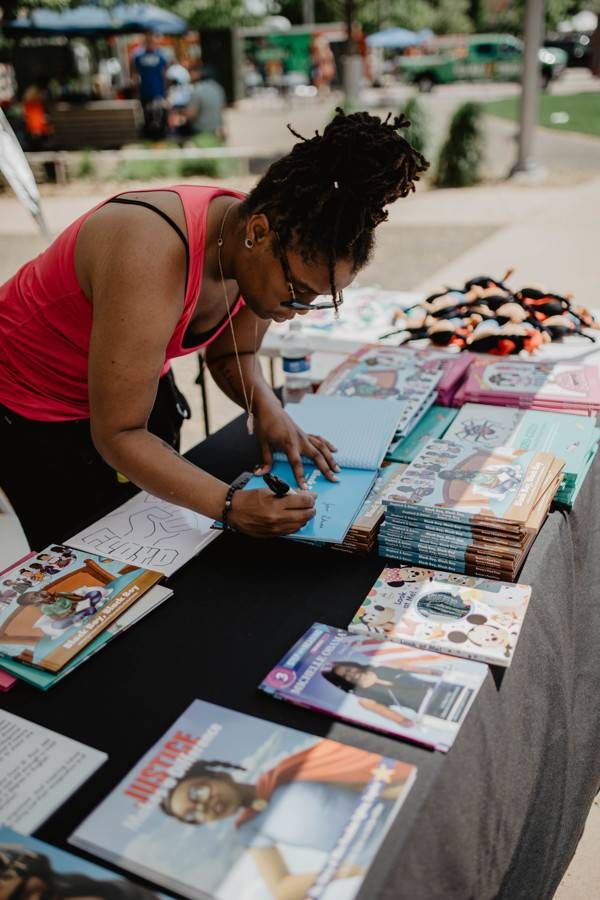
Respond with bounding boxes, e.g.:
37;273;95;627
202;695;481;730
277;395;402;469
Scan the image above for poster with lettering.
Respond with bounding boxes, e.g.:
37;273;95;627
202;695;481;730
67;491;221;578
0;711;106;833
71;700;416;900
261;623;487;752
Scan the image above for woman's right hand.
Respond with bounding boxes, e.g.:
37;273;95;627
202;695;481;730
228;488;317;537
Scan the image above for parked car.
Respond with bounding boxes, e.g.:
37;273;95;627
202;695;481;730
544;32;592;68
397;34;568;92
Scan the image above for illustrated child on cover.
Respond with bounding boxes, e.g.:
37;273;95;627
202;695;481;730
16;586;112;637
161;738;411;900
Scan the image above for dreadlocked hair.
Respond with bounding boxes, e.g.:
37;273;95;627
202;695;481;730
239;108;429;298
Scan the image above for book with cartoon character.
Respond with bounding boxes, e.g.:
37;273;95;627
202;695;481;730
261;623;487;752
445;404;599;509
383;439;559;525
455;357;600;414
348;566;532;667
71;699;416;900
386;405;458;463
0;544;162;672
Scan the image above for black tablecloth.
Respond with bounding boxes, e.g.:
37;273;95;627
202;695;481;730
3;414;600;900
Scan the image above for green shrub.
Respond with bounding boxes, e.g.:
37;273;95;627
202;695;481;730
434;101;485;188
114;158;174;181
402;95;429;157
76;150;95;179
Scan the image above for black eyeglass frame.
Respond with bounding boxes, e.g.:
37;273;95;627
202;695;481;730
272;231;344;313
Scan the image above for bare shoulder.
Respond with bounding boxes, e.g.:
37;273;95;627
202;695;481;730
74;189;187;303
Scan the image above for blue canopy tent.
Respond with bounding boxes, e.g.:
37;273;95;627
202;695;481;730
112;4;187;35
7;4;187;36
6;6;115;36
366;28;433;49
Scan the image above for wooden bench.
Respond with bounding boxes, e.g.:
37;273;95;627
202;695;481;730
49;100;143;150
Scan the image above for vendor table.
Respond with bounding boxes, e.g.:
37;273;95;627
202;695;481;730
3;414;600;900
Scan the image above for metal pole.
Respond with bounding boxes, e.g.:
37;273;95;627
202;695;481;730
512;0;545;175
342;0;362;108
302;0;315;25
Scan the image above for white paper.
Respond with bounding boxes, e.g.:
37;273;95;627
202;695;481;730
0;711;106;833
67;491;220;578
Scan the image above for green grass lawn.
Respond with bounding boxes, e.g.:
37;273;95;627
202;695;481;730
484;92;600;138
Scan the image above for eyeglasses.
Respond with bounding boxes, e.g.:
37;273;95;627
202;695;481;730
273;232;344;313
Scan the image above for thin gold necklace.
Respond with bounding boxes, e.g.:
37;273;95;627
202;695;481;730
217;200;259;436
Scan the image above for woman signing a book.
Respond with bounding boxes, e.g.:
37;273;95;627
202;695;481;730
0;110;427;549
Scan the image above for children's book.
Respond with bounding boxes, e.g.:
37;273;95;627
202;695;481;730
278;394;405;469
0;669;16;690
241;461;377;544
0;711;106;833
445;403;599;509
0;828;172;899
0;544;162;672
261;623;486;752
0;584;172;690
71;699;416;900
457;357;600;413
67;491;221;578
386;405;458;463
385;438;558;525
348;566;531;667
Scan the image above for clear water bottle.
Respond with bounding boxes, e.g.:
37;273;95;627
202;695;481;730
281;320;312;404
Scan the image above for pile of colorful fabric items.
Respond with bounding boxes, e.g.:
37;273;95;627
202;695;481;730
391;270;599;355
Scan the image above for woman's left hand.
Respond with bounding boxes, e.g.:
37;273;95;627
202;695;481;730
254;402;340;489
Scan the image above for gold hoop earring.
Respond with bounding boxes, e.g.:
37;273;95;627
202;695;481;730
244;238;254;249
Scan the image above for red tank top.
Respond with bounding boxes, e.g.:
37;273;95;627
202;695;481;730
0;184;245;421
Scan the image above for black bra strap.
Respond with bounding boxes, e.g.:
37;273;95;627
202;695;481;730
107;197;190;290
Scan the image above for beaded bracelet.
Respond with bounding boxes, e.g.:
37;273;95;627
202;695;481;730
222;473;252;530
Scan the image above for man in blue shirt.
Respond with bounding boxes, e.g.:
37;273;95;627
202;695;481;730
132;31;168;138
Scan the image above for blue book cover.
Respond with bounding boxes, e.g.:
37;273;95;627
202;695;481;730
277;394;402;469
387;405;458;463
242;461;377;543
261;623;487;752
71;699;416;900
0;827;171;899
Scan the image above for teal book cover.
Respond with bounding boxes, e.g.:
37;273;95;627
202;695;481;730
387;406;458;463
242;461;377;543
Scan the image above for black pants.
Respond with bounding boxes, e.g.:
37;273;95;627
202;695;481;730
0;371;190;551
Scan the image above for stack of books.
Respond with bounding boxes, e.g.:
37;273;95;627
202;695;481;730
453;356;600;415
378;437;564;580
331;462;406;554
386;404;458;463
446;403;599;510
0;545;169;689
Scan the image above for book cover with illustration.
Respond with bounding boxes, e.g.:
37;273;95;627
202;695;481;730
71;700;416;900
348;566;531;667
387;406;458;463
241;461;377;544
0;827;171;899
446;404;599;508
0;585;172;690
0;544;162;672
261;623;487;752
384;439;557;525
459;357;600;411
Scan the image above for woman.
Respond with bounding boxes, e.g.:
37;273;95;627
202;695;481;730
0;110;427;548
322;660;467;728
160;738;412;900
